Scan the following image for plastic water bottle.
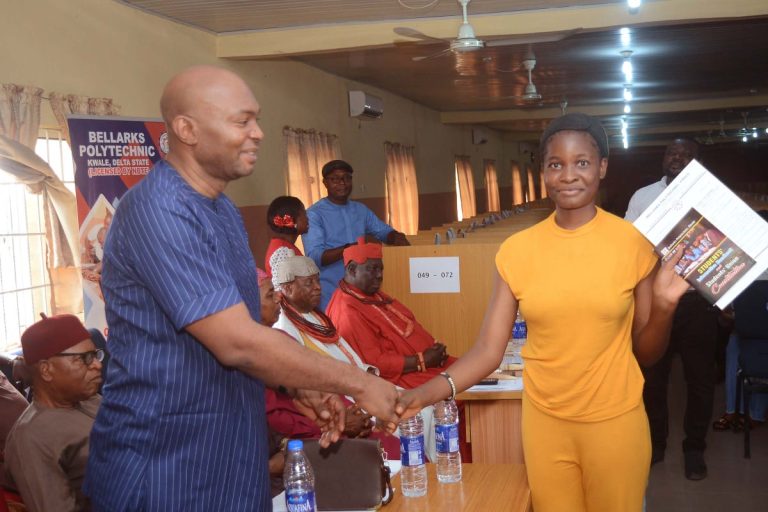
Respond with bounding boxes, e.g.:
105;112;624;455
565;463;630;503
434;399;462;483
399;413;427;497
284;440;316;512
512;309;527;353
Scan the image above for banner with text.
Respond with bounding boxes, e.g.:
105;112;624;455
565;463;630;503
68;115;167;336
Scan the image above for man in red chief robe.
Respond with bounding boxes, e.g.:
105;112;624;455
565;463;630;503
326;238;457;389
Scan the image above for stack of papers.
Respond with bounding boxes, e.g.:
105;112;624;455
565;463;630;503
466;378;523;392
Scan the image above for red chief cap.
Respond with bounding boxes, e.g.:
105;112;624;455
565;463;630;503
21;314;91;365
343;237;383;266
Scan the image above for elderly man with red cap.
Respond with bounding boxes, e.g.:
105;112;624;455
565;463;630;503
4;314;104;512
327;238;457;390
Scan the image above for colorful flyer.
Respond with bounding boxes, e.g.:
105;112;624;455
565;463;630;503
68;115;168;336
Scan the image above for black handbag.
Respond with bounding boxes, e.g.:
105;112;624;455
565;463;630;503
302;438;394;510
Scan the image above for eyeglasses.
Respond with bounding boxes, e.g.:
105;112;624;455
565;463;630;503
49;349;105;366
325;175;352;184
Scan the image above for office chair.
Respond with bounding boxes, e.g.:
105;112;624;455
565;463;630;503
733;279;768;458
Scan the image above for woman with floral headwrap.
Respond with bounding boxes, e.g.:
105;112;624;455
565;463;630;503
265;196;309;284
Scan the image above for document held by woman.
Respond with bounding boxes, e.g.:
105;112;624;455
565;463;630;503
632;159;768;309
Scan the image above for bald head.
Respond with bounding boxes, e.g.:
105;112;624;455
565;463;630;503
158;65;264;193
161;65;250;129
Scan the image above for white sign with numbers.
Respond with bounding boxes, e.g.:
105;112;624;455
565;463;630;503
409;257;460;294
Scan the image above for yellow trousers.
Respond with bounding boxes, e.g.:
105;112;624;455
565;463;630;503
522;396;650;512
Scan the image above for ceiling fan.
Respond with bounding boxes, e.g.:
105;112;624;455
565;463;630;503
394;0;577;62
482;47;543;102
512;53;542;101
736;111;760;141
708;113;761;143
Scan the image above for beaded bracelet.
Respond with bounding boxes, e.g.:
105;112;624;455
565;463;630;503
440;371;457;401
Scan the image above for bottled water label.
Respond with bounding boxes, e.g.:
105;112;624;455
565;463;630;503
435;423;459;454
513;320;527;340
286;490;316;512
400;435;426;466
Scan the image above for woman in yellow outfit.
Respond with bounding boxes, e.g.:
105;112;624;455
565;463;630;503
398;113;689;511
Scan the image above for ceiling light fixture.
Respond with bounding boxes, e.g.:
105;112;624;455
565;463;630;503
623;87;633;102
621;117;629;149
621;51;634;83
627;0;641;9
624;104;631;114
753;129;759;138
742;135;748;143
620;27;631;47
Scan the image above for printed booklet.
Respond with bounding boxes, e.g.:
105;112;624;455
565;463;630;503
632;160;768;309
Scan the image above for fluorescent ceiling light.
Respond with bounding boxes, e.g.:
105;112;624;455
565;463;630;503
620;27;631;46
622;60;633;83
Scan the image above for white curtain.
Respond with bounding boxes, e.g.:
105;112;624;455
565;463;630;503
539;169;548;199
49;93;121;145
283;127;341;208
455;156;477;220
526;164;537;202
0;84;43;148
484;159;500;212
0;84;84;314
384;142;419;235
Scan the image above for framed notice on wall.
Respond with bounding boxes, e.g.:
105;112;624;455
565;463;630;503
409;257;461;293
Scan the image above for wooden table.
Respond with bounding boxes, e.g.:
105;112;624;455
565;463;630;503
457;389;524;464
385;463;531;511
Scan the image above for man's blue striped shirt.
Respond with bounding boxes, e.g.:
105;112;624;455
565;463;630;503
85;161;269;511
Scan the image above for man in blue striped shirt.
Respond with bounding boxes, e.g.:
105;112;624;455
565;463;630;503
84;66;401;511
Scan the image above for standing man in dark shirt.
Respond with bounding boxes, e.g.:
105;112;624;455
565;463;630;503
84;66;400;511
625;138;718;480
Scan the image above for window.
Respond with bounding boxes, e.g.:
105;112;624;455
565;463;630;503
510;160;524;206
384;142;419;235
484;159;500;212
526;164;537;202
283;127;341;208
0;130;73;352
454;156;476;222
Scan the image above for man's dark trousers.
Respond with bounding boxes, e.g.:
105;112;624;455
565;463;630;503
642;292;719;454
